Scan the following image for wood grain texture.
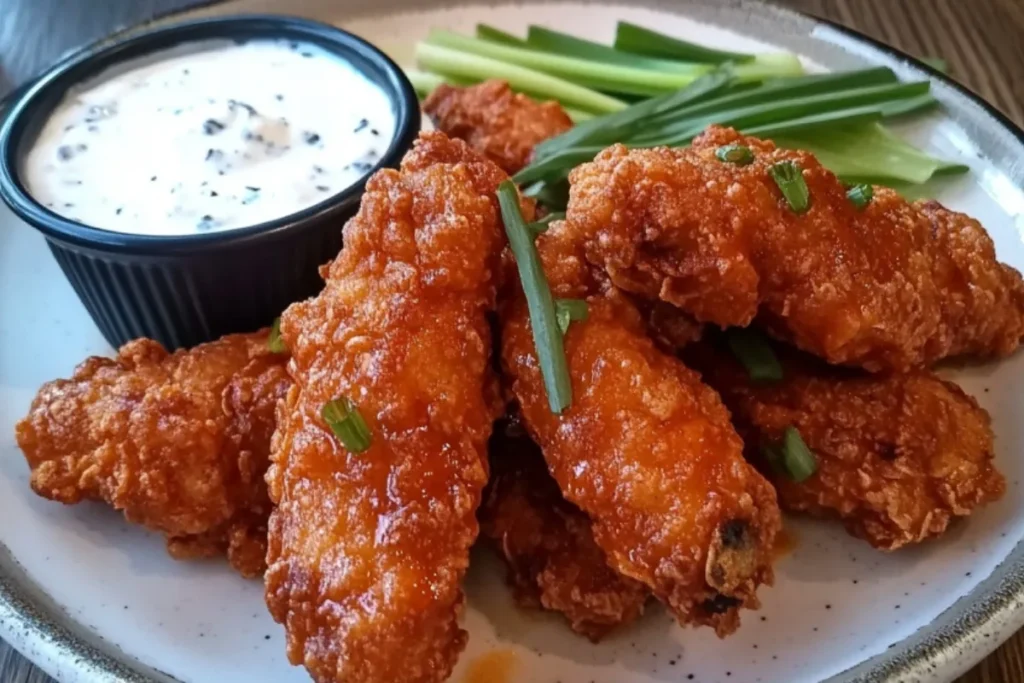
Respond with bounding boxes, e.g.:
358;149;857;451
0;0;1021;681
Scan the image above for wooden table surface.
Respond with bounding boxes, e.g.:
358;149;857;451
1;0;1022;681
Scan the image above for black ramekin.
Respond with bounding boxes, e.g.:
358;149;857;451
0;14;420;350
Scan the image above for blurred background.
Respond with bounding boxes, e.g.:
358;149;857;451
1;0;1021;123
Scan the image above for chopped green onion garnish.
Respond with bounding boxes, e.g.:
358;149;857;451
554;299;589;335
765;426;818;482
725;328;782;383
768;160;811;214
497;180;572;413
268;317;287;354
715;144;754;166
321;396;372;453
846;183;874;209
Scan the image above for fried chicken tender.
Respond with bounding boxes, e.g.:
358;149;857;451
424;80;573;174
15;331;289;577
264;132;511;683
565;126;1024;372
685;340;1006;550
480;418;649;641
501;223;780;636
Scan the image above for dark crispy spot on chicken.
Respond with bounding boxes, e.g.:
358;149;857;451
702;593;741;615
720;519;749;549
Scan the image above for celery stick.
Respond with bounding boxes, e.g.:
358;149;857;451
775;122;965;184
525;26;702;72
415;42;627;114
565;108;594;122
476;24;528;46
614;21;754;63
426;29;711;97
731;53;804;82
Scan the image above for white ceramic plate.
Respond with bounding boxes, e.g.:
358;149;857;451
2;1;1024;682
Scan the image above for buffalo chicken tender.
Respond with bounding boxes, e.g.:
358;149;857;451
564;126;1024;372
481;418;649;641
501;223;781;636
686;341;1006;550
424;80;573;174
15;331;289;577
264;133;512;683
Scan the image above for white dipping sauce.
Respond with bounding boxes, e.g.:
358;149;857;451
25;39;397;235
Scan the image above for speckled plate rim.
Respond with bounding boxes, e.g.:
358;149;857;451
1;0;1024;682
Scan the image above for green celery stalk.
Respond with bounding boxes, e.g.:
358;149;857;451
404;69;479;98
525;26;703;72
476;24;528;46
415;42;627;114
614;21;754;63
425;29;711;97
775;122;966;184
565;108;594;122
731;53;804;81
406;69;448;98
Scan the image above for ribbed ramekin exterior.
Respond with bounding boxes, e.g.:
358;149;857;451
45;219;343;350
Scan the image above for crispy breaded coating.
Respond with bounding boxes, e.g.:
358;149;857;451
481;418;649;641
686;341;1006;550
564;126;1024;372
15;331;289;577
424;80;573;174
264;133;510;683
500;223;780;636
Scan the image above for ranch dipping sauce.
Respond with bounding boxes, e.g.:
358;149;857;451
24;39;397;235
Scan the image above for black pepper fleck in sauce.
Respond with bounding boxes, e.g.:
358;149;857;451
196;214;216;231
203;119;225;135
228;99;259;117
303;131;321;145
